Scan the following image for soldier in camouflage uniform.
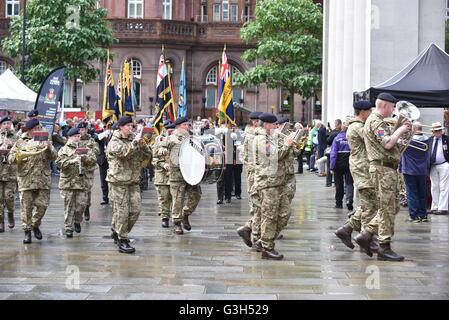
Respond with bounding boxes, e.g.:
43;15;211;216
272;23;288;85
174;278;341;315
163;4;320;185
8;118;58;244
77;122;100;221
107;116;152;253
56;127;97;237
0;117;18;232
355;93;411;261
152;121;174;228
250;112;294;260
236;111;262;247
164;116;201;235
334;101;379;253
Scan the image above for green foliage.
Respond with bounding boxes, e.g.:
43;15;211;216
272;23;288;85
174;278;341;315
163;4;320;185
2;0;116;91
236;0;323;98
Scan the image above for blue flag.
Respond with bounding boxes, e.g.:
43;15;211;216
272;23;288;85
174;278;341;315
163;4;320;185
178;59;187;118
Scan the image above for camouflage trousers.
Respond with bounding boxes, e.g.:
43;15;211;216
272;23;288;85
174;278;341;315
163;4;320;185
110;183;141;240
61;189;87;231
364;165;400;244
155;184;172;220
19;189;50;231
85;173;94;209
252;186;289;250
244;169;255;229
347;188;378;232
170;181;201;223
0;181;15;221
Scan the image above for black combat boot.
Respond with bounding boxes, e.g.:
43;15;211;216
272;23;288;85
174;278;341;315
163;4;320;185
7;212;14;229
66;230;73;238
334;224;355;249
74;223;81;233
370;236;379;253
377;243;404;262
111;228;118;244
237;226;252;247
33;227;42;240
161;218;170;228
118;239;135;254
84;207;90;221
354;230;373;257
252;239;262;252
173;222;184;235
182;215;191;231
277;234;284;240
261;248;284;260
23;230;32;244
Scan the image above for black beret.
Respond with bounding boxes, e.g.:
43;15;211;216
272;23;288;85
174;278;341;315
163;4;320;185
377;92;397;103
174;116;188;126
258;112;277;124
77;122;88;129
163;120;173;129
28;109;38;117
67;127;80;137
25;118;40;130
0;116;12;125
249;111;262;119
277;116;289;124
117;116;133;127
111;123;118;130
353;100;373;110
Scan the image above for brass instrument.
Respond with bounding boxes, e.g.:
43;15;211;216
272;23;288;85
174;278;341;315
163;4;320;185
15;143;48;162
0;137;13;164
75;145;88;177
384;101;429;152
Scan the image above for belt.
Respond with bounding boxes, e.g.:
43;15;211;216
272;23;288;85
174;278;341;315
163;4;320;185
434;161;447;166
370;160;398;170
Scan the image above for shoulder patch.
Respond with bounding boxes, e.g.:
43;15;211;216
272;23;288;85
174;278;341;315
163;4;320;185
375;129;385;138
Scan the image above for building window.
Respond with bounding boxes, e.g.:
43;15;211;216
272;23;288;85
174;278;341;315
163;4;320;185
213;4;221;22
128;0;144;19
6;0;20;17
230;4;238;22
243;4;251;22
0;61;9;75
447;0;449;19
163;0;172;20
222;0;229;21
96;0;101;9
131;59;142;79
63;80;84;108
205;64;243;109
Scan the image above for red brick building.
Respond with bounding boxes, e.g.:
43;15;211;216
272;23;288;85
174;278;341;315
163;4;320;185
0;0;320;124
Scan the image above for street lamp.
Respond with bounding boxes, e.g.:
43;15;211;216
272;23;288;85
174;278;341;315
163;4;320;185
21;0;27;83
301;99;306;125
202;97;207;118
239;98;244;125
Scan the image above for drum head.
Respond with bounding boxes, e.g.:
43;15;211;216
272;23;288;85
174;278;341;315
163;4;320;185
179;137;206;185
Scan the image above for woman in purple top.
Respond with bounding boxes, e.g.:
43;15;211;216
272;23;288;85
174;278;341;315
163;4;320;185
330;122;354;211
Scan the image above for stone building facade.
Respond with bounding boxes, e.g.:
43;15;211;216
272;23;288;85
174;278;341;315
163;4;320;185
0;0;324;125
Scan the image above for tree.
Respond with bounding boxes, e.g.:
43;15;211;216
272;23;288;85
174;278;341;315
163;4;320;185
2;0;116;107
236;0;323;122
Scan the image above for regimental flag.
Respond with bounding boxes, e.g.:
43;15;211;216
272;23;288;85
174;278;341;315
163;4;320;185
153;48;177;135
217;46;235;125
102;51;118;124
122;59;135;117
178;59;187;118
116;67;123;119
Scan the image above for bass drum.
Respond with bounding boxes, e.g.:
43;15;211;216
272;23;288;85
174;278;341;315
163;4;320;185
179;134;224;185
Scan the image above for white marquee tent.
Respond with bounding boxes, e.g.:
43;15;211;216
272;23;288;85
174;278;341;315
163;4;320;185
0;69;37;112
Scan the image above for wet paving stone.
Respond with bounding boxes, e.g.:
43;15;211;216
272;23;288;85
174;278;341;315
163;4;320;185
0;172;448;299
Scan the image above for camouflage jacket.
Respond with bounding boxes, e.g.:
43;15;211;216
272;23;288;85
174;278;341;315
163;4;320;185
56;140;97;190
251;128;292;193
242;126;257;171
165;130;189;182
152;133;170;185
364;112;401;164
106;130;152;185
8;132;57;191
0;129;18;181
78;134;100;174
347;117;373;190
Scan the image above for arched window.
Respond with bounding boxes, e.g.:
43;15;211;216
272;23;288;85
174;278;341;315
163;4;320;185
204;64;243;109
0;61;9;75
